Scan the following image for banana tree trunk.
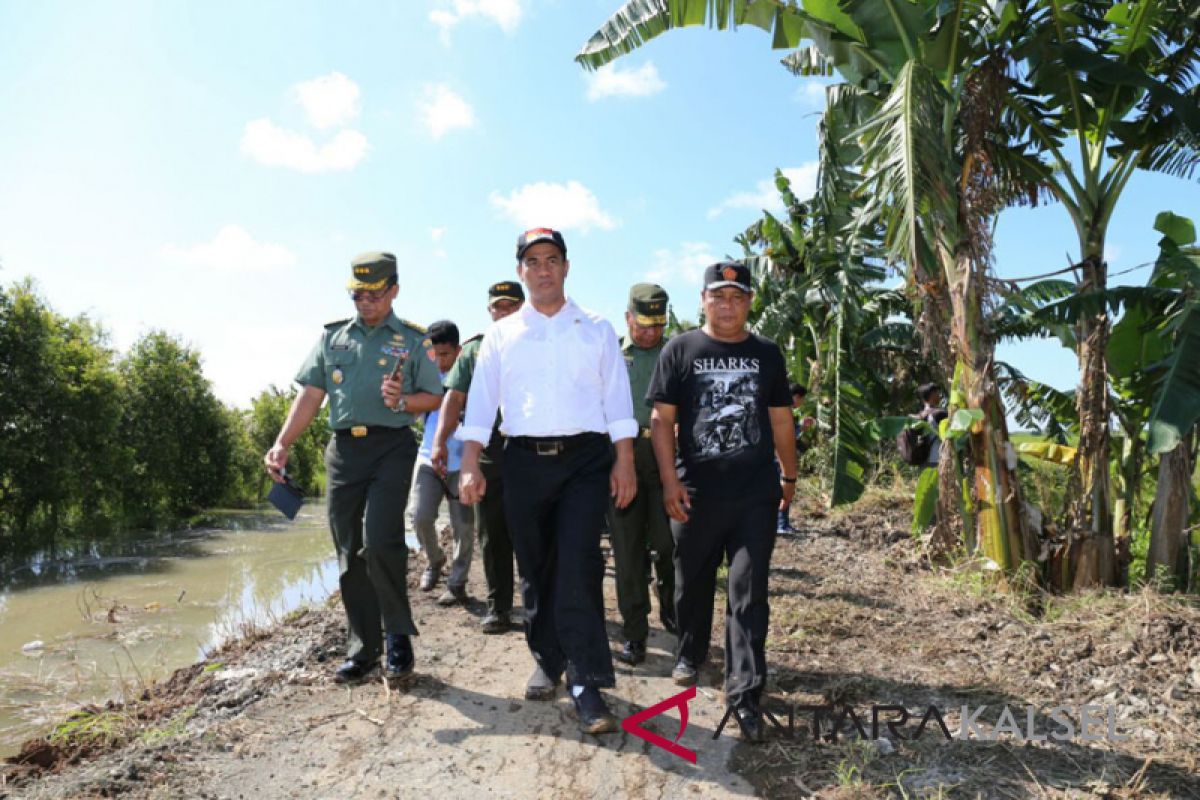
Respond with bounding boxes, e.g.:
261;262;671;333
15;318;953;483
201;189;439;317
1147;440;1193;590
1071;253;1117;587
946;244;1033;575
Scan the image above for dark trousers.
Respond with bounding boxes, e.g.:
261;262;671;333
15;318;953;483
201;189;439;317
503;436;615;688
325;428;418;664
673;494;776;705
478;456;515;615
610;437;675;641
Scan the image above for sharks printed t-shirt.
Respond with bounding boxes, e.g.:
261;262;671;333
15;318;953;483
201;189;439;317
647;328;791;499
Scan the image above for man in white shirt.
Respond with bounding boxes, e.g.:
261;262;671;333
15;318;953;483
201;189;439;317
459;227;636;735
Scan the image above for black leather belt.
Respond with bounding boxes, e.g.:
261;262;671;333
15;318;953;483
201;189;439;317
507;432;606;456
334;425;409;438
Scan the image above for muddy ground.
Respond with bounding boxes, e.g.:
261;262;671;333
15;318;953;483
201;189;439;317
4;489;1199;799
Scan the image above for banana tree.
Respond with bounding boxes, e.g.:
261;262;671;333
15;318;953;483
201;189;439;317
577;0;1041;574
1000;0;1200;584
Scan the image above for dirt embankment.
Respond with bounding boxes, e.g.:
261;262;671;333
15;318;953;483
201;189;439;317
4;492;1199;799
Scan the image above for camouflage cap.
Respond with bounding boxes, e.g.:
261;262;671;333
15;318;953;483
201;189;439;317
628;283;669;326
347;252;397;291
488;280;525;306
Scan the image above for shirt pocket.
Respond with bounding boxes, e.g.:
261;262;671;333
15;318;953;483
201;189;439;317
324;348;358;389
565;324;604;393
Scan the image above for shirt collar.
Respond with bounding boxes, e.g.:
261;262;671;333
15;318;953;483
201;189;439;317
520;296;577;321
353;310;401;334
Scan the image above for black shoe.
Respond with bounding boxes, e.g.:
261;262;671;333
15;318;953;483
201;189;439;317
524;664;559;700
615;640;646;666
385;634;414;679
480;611;509;634
671;658;698;687
735;698;764;743
333;658;377;684
571;687;618;734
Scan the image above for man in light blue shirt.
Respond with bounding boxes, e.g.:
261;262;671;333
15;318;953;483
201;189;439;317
412;320;476;606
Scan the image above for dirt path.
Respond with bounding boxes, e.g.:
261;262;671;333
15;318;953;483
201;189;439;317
6;532;755;799
6;491;1200;799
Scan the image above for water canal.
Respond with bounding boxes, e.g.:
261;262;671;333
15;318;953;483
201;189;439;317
0;503;343;757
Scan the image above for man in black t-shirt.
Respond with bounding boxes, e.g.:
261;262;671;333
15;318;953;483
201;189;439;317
646;260;797;743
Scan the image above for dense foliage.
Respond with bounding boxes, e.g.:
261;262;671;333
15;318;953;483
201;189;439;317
0;279;328;557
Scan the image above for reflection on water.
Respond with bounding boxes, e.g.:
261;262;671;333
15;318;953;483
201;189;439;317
0;503;340;758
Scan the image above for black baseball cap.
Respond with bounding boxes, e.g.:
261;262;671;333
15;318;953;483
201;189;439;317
516;227;567;261
703;260;752;293
488;280;525;306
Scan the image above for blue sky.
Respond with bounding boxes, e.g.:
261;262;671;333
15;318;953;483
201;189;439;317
0;1;1195;407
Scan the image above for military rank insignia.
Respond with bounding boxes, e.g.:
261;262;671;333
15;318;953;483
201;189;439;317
332;368;345;385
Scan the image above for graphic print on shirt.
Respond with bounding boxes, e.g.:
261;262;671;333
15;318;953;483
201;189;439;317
690;356;761;461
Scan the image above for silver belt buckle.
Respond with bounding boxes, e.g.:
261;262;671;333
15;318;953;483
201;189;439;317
535;440;562;456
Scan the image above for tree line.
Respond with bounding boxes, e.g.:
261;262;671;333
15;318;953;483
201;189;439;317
0;278;329;557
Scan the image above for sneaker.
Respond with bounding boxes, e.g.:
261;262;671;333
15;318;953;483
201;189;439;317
614;640;646;666
384;633;414;679
480;611;510;634
571;686;618;734
419;561;444;592
524;664;559;700
671;658;698;687
437;584;468;606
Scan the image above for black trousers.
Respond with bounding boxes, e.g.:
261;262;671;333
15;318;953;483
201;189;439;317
673;494;776;705
609;437;675;641
478;456;515;615
325;427;418;664
503;435;615;688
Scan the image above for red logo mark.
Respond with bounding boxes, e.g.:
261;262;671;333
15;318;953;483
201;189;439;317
722;267;738;281
621;686;697;763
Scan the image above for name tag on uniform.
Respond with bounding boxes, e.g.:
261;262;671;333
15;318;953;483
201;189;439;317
330;343;354;351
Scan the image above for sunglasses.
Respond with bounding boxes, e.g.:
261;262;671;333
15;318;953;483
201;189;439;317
349;287;391;302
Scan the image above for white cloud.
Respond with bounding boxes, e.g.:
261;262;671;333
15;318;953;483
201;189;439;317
293;72;361;130
646;242;718;286
430;227;448;259
160;225;296;273
707;163;820;219
489;181;617;232
419;85;476;139
240;119;369;172
585;62;667;102
430;0;523;38
1105;243;1122;264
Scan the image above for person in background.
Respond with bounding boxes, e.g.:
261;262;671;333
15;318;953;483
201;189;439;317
412;320;476;608
610;283;677;668
432;281;526;634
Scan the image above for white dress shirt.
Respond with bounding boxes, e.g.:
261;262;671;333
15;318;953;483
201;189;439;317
460;297;637;444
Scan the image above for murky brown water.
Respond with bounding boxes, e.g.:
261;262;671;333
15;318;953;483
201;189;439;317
0;503;344;757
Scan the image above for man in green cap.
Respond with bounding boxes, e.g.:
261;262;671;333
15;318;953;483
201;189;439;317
431;280;525;634
611;283;677;667
264;252;444;683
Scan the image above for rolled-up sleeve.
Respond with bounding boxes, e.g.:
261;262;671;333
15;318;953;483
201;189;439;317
460;328;502;445
598;321;637;442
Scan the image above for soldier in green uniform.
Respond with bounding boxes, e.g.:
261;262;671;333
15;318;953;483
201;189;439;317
264;252;444;683
431;281;525;634
611;283;677;666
